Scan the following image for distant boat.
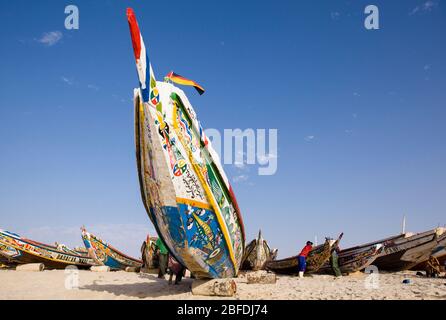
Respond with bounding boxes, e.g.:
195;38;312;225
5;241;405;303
266;234;343;275
317;243;384;275
411;231;446;271
352;228;445;271
241;230;277;271
81;227;142;270
0;229;96;269
127;8;245;278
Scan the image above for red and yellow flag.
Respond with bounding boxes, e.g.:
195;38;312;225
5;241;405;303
165;71;205;95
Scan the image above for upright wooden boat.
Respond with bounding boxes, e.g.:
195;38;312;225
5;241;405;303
141;234;159;269
241;230;277;271
317;243;384;275
266;234;343;275
127;8;245;278
81;228;142;270
0;229;96;269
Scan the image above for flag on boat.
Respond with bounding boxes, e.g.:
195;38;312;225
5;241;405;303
126;8;158;105
165;71;205;95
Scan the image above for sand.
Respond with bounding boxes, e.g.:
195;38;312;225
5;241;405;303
0;269;445;300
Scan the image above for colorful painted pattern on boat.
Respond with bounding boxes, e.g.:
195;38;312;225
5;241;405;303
128;8;245;279
81;229;142;270
0;229;96;269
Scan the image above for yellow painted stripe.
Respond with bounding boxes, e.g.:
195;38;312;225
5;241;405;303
172;102;237;270
176;197;212;211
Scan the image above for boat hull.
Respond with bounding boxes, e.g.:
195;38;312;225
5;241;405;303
266;237;341;275
82;230;142;270
0;244;20;267
134;83;245;279
411;233;446;271
318;244;383;274
0;230;96;269
374;229;442;271
241;232;277;271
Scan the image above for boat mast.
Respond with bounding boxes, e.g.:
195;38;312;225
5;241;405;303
401;215;406;234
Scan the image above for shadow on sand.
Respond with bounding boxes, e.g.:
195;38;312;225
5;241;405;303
80;273;192;299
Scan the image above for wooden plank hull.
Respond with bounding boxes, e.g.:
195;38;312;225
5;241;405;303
0;229;96;269
81;229;142;270
241;231;277;271
411;233;446;271
266;236;342;275
374;229;443;271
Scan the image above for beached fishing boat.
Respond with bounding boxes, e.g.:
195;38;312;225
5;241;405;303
81;228;142;270
357;228;445;271
127;8;245;278
0;229;96;269
266;234;343;275
411;232;446;271
317;243;384;275
374;228;444;271
241;230;277;271
0;243;21;266
141;234;159;269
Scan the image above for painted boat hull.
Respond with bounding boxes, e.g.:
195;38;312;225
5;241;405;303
0;244;20;266
82;230;142;270
134;83;245;279
127;9;245;279
266;236;341;275
0;229;96;269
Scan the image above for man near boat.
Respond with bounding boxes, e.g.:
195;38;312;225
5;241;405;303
297;241;313;278
330;243;342;277
156;237;169;278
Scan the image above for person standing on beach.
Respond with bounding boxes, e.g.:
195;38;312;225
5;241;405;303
330;243;342;277
156;237;169;278
297;241;313;278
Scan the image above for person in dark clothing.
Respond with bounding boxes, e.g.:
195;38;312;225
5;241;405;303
297;241;313;278
330;243;342;277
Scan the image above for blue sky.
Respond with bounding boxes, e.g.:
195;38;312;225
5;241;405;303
0;1;445;258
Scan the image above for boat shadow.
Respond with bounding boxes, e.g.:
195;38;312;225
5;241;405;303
79;273;192;299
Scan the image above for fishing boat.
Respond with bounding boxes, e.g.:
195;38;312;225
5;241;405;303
0;243;21;267
357;228;445;271
317;243;384;275
127;8;245;278
81;227;142;270
0;229;96;269
411;232;446;271
141;234;159;269
266;234;343;275
241;230;277;271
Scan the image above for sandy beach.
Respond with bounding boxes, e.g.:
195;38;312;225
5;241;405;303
0;269;445;300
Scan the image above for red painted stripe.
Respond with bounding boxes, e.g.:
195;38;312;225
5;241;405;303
126;8;141;61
